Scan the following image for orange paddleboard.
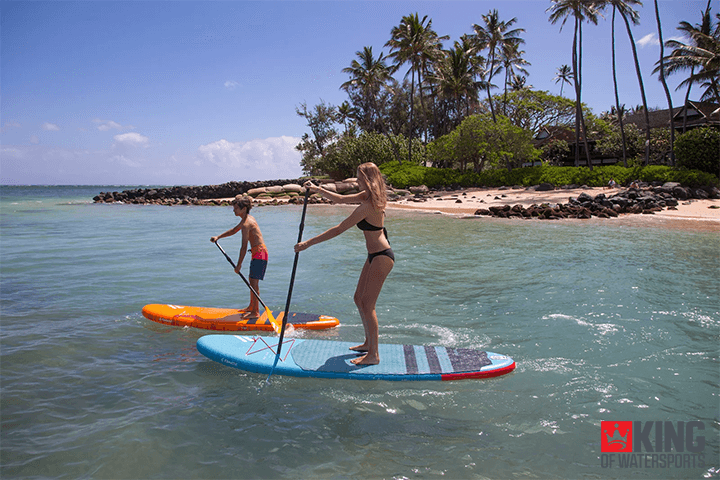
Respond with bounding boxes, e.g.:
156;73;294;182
142;304;339;332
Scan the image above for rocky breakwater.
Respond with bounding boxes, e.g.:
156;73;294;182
93;178;313;206
473;182;720;220
92;177;380;206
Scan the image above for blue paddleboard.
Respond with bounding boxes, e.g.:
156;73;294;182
196;335;515;381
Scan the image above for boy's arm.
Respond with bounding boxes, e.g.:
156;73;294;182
210;221;243;243
236;225;249;273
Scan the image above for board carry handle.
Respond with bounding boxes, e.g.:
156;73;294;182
267;187;310;383
214;241;281;333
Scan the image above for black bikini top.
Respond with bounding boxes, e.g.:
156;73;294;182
356;219;383;231
357;218;389;241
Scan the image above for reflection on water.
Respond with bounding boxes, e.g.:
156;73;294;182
1;188;718;479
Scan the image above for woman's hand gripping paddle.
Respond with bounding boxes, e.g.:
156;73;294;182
266;188;310;384
213;241;282;334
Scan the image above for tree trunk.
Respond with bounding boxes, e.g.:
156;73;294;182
611;7;628;167
578;21;592;169
654;0;675;165
622;13;651;166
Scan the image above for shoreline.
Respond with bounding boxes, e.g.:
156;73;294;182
94;182;720;232
384;186;720;232
282;185;719;232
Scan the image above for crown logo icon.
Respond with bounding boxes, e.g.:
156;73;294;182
604;423;629;448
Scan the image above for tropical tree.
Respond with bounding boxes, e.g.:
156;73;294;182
653;0;675;164
605;0;653;165
659;1;720;106
471;9;526;123
429;41;480;126
386;13;448;163
501;43;531;114
341;46;405;163
295;101;339;175
340;46;393;133
606;0;643;167
554;64;573;97
547;0;601;168
491;89;575;133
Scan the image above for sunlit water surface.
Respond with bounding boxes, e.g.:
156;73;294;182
1;186;718;479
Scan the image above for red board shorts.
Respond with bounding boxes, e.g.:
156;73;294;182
249;244;268;280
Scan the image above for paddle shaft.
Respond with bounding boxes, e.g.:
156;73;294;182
268;189;310;379
214;241;272;313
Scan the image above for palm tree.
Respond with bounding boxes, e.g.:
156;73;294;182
430;42;480;124
341;46;393;135
653;0;675;164
659;1;720;106
607;0;642;167
386;13;448;163
510;75;532;91
554;64;573;97
547;0;601;168
340;46;404;163
471;9;526;123
603;0;653;165
501;43;530;115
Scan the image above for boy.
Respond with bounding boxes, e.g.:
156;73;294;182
210;195;268;319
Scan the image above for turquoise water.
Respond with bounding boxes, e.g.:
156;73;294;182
1;186;718;479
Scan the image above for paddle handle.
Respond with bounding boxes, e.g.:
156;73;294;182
267;188;311;384
214;241;271;313
277;188;310;348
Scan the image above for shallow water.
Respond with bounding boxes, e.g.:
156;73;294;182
1;186;718;479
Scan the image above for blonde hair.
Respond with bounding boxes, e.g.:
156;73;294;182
357;162;386;210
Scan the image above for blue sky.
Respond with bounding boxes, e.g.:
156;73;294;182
0;0;706;185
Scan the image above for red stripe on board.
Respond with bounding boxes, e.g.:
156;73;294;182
441;362;516;381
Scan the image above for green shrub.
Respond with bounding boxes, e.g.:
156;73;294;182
379;162;718;189
674;127;720;174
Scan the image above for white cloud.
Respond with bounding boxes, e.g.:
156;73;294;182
224;80;240;90
97;120;123;131
30;135;40;145
113;132;149;146
197;136;302;179
638;33;659;48
94;119;134;131
42;122;60;131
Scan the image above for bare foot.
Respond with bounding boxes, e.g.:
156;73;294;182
349;343;369;352
350;353;379;365
243;311;259;320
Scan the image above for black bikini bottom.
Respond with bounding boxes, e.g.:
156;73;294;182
368;248;395;264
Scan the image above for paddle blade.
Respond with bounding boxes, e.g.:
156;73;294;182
266;308;281;334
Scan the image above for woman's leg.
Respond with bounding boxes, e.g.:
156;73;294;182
351;255;393;365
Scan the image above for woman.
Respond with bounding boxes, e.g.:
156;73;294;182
294;163;394;365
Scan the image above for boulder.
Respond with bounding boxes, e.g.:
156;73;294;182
283;184;303;193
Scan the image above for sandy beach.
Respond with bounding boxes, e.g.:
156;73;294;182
204;184;720;232
381;186;720;231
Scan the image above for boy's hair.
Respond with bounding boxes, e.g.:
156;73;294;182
232;195;252;212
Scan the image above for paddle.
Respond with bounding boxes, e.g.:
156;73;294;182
267;187;311;383
214;241;281;334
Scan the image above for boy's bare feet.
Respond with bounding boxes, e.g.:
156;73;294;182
350;353;379;365
243;311;260;320
349;343;369;352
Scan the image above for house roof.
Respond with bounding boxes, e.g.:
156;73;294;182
624;101;719;130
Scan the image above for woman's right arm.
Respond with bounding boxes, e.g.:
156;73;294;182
294;202;369;252
306;181;367;204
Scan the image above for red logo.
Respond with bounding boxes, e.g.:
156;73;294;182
601;421;633;452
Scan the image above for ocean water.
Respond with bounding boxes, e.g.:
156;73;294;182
1;185;718;479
